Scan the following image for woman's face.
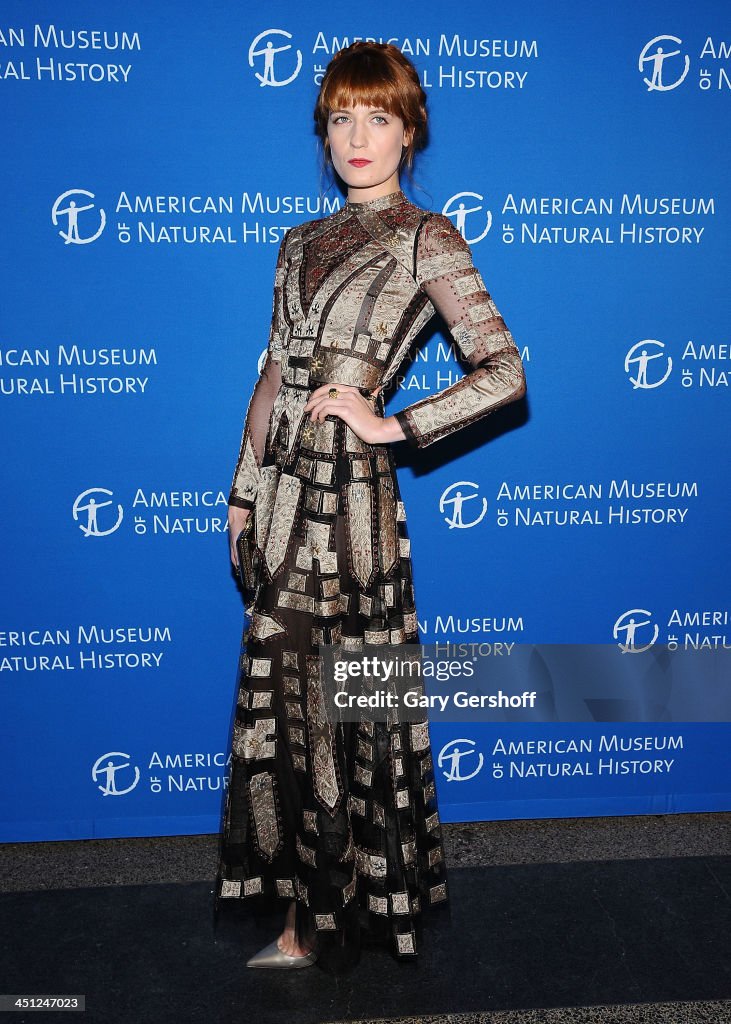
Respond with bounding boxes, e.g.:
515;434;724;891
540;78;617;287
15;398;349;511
327;103;411;197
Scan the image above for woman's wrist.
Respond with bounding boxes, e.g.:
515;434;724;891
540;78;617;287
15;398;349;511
378;414;407;444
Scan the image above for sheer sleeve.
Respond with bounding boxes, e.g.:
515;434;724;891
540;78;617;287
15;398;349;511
393;214;526;449
228;230;289;510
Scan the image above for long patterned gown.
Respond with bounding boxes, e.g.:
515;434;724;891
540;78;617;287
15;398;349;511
213;188;526;973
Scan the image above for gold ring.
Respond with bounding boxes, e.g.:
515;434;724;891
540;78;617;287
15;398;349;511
328;387;339;399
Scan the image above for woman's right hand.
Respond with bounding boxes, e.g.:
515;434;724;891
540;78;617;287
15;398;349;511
228;505;251;569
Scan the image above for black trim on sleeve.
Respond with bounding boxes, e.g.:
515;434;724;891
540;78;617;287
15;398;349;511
393;409;420;448
228;495;256;512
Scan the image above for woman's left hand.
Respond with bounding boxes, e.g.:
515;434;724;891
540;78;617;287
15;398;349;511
303;383;386;445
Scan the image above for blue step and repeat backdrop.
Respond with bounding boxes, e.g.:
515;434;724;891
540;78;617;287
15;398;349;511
1;0;729;841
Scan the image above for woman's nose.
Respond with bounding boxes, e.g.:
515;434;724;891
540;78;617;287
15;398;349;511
349;123;366;146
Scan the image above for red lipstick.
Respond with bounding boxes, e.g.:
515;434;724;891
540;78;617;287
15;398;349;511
348;159;372;167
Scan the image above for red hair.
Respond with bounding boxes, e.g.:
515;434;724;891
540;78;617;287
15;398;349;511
314;42;428;173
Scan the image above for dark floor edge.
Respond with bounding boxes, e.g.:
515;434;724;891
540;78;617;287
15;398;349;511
322;998;731;1024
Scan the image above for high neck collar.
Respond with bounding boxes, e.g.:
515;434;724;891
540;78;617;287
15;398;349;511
345;189;407;212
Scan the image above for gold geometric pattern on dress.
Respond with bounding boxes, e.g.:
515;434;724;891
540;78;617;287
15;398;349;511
233;717;276;761
219;879;241;897
356;737;373;761
321;490;338;515
282;650;298;669
287;570;308;592
354;762;373;787
295;518;337;575
345;481;374;589
295;875;309;906
339;831;354;864
428;845;444;867
229;430;259;507
306;655;343;814
364;627;389;644
354;331;371;352
415;249;473;286
314;596;341;618
342;876;357;905
390;891;410;915
251;690;273;709
264;472;302;578
377;301;435;397
288;725;305;746
248;771;281;861
314;459;334;486
321;576;340;598
271;385;309;462
377;474;398;577
430;882;448;903
451;320;478;357
348;793;366;816
410;720;430;751
396;931;416;954
354;844;387;879
311;418;336;454
304;485;320;512
395;787;410;809
401;839;417;864
277;590;315;613
368;893;388;915
486;328;520;358
453;269;483;297
250;612;286;641
318;257;387;352
249;657;272;677
285;700;304;720
344;424;367;453
468;300;500;324
282;671;298;696
303;809;319;833
254;463;280;551
425;811;441;832
296;833;317;867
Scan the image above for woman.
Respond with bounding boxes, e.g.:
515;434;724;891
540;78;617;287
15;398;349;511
213;41;527;974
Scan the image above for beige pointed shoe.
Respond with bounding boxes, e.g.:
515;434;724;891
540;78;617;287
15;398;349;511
246;937;318;969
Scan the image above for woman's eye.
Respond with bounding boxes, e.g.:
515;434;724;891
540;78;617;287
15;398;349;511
330;114;388;125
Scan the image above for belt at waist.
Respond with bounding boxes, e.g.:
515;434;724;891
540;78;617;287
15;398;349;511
280;379;382;403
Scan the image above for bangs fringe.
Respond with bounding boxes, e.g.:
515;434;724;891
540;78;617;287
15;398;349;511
321;71;403;118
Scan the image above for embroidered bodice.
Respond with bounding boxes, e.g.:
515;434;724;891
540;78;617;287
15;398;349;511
229;188;526;510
